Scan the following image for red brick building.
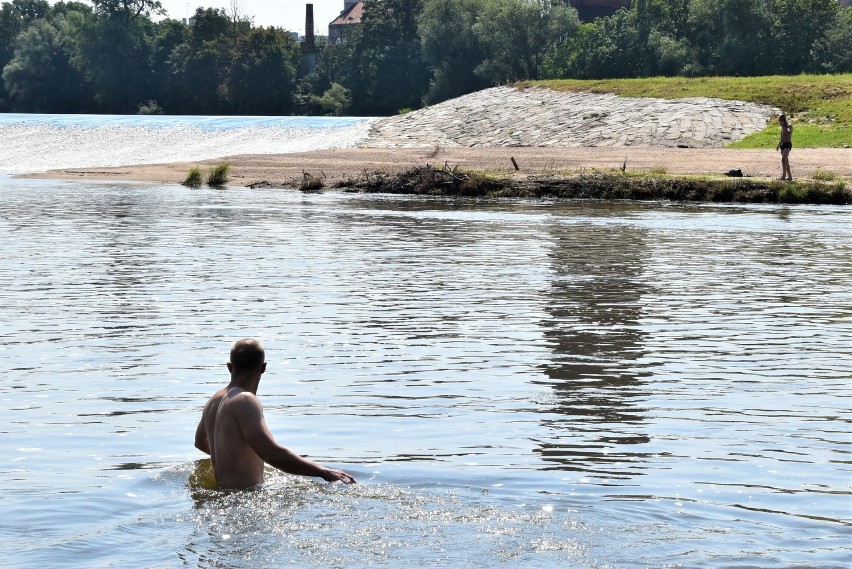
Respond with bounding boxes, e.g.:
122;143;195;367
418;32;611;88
329;0;364;45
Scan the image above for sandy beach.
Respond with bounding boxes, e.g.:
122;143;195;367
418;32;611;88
31;146;852;188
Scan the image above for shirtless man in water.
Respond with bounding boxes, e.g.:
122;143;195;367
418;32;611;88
194;339;355;489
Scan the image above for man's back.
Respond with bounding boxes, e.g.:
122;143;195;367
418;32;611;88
207;387;266;488
195;339;355;488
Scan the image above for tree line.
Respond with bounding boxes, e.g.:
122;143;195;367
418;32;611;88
1;0;849;116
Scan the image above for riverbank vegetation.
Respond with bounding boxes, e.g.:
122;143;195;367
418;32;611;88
1;0;849;118
182;163;230;187
346;165;851;205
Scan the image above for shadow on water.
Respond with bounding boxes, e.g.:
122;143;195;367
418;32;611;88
534;220;653;479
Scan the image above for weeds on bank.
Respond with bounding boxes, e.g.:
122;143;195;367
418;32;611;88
182;167;204;187
207;163;230;186
775;180;849;204
183;163;231;187
351;165;850;204
811;168;842;181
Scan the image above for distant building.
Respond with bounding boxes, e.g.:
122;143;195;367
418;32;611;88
568;0;631;22
300;4;317;76
329;0;364;45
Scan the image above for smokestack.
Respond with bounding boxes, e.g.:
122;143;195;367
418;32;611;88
304;4;315;50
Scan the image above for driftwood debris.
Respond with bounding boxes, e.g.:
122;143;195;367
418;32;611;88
343;165;850;204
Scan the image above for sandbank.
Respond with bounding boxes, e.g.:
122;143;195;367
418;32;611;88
31;146;852;188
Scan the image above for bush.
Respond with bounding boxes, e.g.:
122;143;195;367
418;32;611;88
317;83;351;116
137;100;163;115
182;167;204;187
207;163;231;186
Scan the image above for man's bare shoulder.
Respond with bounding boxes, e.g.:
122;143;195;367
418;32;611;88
223;388;263;413
203;387;228;412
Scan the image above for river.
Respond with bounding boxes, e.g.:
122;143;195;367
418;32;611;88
0;116;850;568
0;178;852;568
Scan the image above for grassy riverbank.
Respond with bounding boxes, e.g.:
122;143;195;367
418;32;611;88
343;166;850;205
529;75;852;149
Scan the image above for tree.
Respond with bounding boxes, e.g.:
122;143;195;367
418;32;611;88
225;26;299;115
226;0;252;47
148;17;187;112
766;0;840;73
168;8;232;113
548;7;640;78
67;10;155;112
473;0;579;84
810;5;852;73
294;38;354;115
10;0;49;21
295;80;351;116
2;14;88;111
688;0;771;76
419;0;490;104
345;0;430;115
91;0;163;26
0;0;51;107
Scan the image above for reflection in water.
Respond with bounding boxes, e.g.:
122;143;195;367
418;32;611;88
536;222;651;477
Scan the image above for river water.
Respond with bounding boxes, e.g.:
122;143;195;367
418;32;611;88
1;117;850;568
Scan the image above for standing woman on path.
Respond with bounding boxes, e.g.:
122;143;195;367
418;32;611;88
776;114;794;181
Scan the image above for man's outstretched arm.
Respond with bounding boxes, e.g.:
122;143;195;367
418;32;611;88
237;396;355;484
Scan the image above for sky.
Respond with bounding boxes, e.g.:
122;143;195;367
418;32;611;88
156;0;349;36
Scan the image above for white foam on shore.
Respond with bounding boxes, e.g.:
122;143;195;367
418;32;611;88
0;116;375;174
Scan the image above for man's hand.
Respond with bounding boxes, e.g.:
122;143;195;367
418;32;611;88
322;468;356;484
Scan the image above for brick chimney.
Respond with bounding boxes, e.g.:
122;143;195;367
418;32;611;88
304;4;315;50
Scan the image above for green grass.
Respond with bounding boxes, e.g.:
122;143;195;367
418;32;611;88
811;168;842;181
207;163;231;186
728;124;852;148
528;74;852;148
182;167;204;187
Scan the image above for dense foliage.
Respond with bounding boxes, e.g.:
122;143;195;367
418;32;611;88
0;0;849;115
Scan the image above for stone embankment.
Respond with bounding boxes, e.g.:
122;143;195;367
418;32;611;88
362;85;778;149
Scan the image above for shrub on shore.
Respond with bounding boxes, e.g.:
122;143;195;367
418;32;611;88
182;167;204;187
207;163;231;186
182;163;231;187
